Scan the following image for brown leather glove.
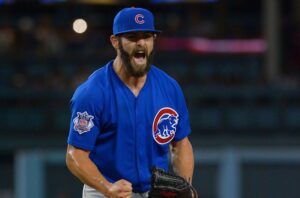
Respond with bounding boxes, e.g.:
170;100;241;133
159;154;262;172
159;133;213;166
149;167;198;198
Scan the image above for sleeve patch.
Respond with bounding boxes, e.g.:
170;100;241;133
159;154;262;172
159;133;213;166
73;111;94;134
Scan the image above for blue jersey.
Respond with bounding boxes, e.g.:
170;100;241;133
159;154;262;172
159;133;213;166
67;60;191;192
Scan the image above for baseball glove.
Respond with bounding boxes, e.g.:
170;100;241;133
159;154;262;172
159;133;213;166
149;167;198;198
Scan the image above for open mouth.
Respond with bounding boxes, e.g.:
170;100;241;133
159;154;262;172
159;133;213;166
133;51;146;59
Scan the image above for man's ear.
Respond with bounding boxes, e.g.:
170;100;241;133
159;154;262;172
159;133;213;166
110;35;119;49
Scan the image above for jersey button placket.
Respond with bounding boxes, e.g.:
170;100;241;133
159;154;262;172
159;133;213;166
134;97;142;190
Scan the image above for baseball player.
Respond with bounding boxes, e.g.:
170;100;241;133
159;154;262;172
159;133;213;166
66;7;195;198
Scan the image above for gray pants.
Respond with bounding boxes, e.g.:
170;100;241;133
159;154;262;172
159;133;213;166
82;184;149;198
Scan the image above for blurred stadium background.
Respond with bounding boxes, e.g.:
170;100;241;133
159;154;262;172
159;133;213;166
1;0;300;198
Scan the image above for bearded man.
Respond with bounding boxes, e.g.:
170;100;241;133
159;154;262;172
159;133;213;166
66;7;195;198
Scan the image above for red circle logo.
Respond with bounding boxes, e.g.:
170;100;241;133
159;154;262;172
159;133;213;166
152;107;179;145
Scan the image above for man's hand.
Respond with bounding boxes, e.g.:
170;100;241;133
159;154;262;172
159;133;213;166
106;179;132;198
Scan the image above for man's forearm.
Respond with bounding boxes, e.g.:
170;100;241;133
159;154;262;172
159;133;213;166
66;145;112;196
170;137;194;184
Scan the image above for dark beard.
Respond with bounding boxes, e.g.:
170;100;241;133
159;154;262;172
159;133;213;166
119;40;154;77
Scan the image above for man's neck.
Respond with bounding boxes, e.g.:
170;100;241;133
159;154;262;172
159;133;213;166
113;57;147;97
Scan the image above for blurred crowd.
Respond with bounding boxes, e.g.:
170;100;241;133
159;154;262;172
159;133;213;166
0;14;111;93
0;3;266;95
0;2;300;138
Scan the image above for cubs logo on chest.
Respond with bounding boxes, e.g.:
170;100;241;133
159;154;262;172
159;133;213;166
152;107;179;145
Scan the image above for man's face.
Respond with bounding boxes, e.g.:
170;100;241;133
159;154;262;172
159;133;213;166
118;32;155;77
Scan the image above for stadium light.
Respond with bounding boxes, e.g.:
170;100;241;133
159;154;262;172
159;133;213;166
72;18;88;34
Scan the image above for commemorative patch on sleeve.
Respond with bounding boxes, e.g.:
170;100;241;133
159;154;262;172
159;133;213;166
73;111;94;134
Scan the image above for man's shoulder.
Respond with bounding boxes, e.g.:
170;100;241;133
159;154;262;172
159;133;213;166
83;62;113;87
151;65;179;86
73;62;112;98
87;66;108;84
